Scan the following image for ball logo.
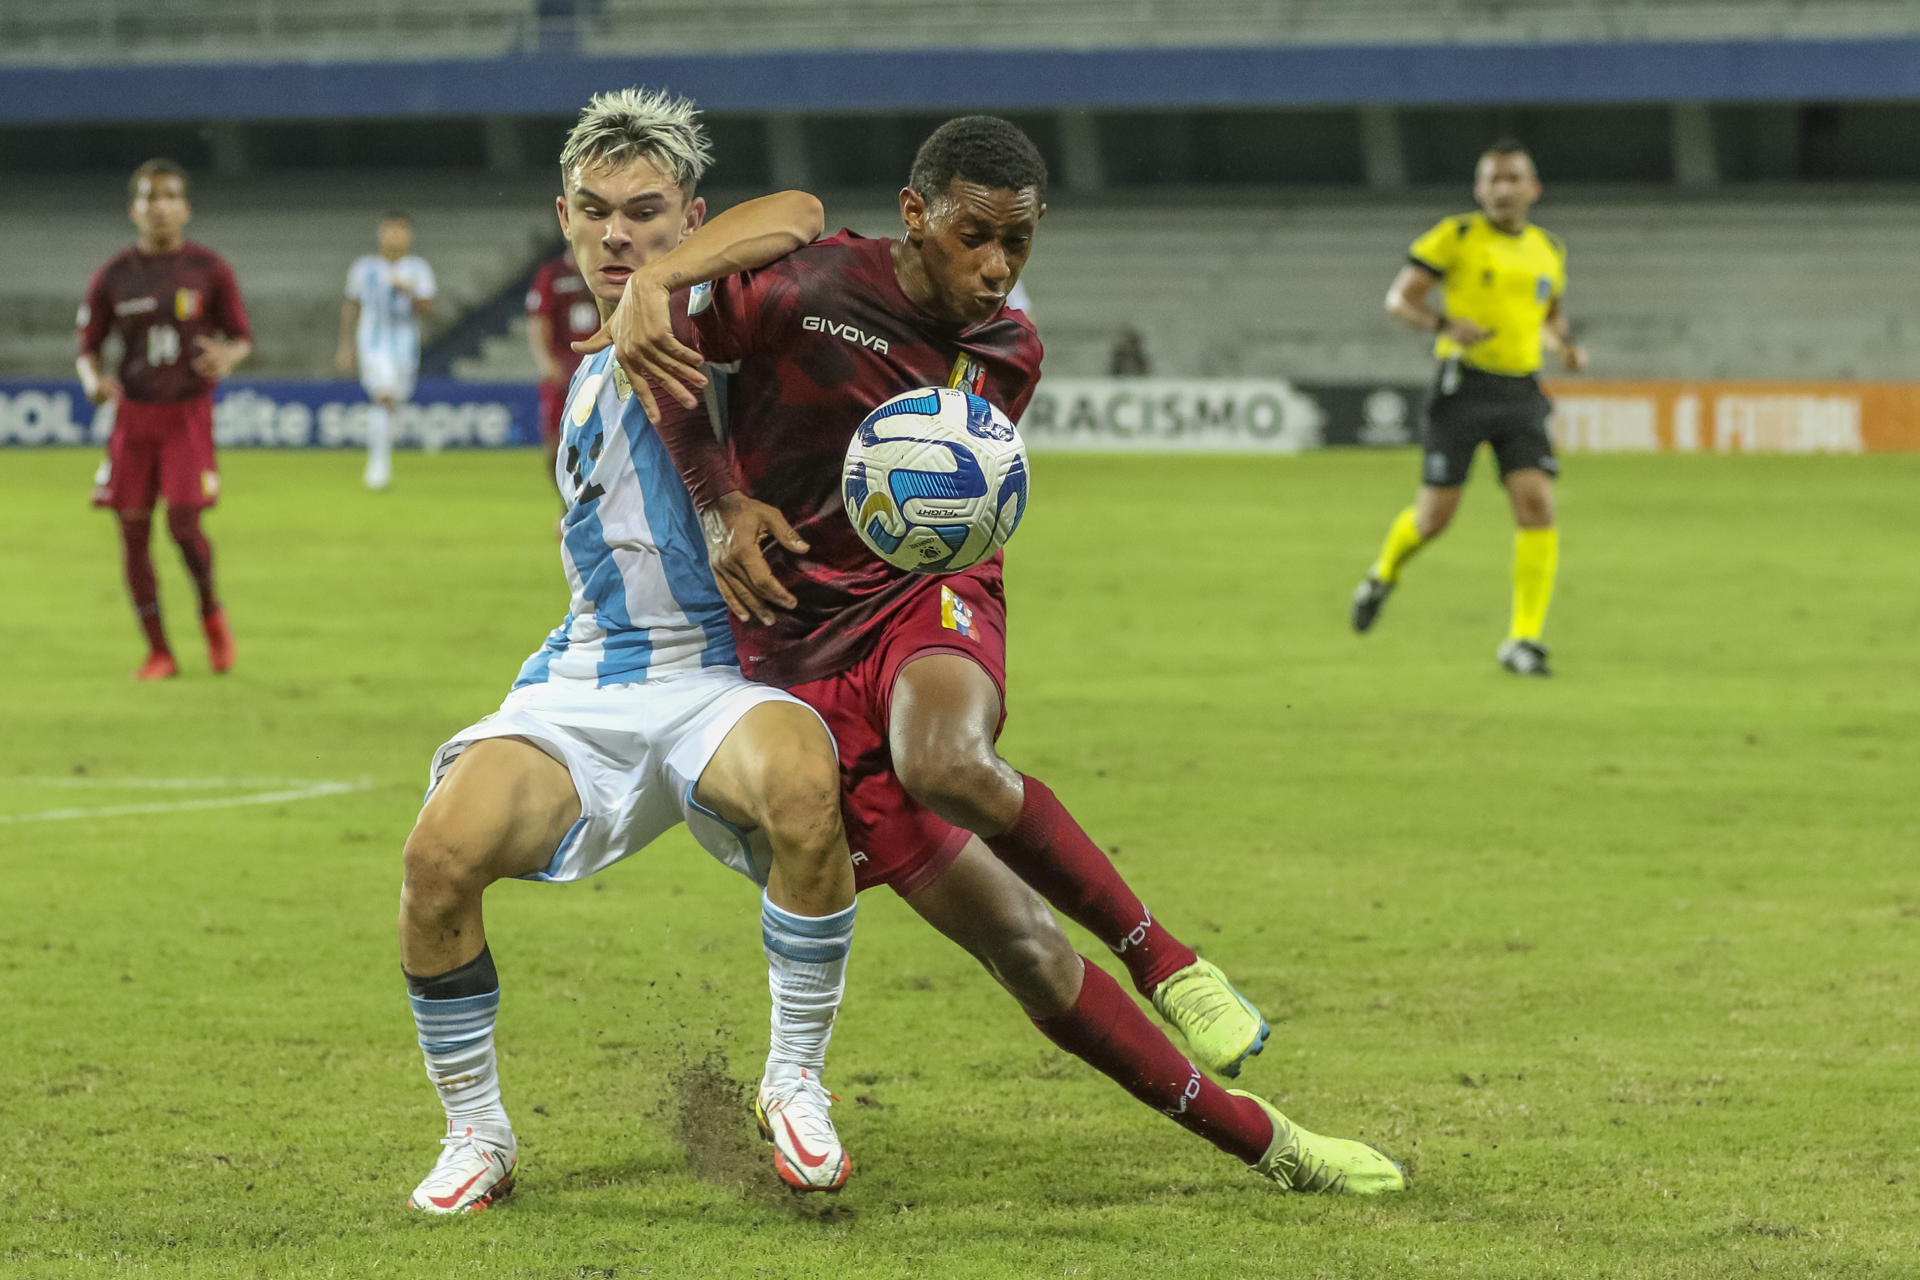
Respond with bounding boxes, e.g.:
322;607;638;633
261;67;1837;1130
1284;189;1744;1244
962;392;1016;442
843;385;1029;574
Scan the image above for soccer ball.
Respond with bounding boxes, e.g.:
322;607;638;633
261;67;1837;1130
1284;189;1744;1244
842;386;1029;573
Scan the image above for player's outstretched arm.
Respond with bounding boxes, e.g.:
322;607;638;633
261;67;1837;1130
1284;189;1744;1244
574;190;825;421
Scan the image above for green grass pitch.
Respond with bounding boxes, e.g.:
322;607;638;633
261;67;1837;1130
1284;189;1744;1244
2;447;1915;1279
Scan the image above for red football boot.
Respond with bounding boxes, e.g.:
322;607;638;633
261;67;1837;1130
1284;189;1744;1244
133;651;179;681
203;610;236;674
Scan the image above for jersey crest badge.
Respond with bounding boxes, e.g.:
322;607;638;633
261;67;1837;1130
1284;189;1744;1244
947;353;987;395
939;585;975;638
174;288;203;321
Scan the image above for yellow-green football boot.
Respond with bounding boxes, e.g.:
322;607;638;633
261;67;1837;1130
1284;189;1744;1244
1149;958;1269;1077
1232;1090;1408;1195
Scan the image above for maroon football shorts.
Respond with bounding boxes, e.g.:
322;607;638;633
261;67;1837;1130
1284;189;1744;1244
90;395;218;512
787;567;1009;896
538;381;568;445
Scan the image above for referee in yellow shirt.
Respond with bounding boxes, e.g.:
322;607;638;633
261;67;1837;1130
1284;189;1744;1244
1350;139;1587;676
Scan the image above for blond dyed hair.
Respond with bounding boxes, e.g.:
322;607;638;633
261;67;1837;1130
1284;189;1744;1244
559;87;713;194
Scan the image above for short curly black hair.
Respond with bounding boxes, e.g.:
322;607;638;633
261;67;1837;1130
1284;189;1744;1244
908;116;1047;203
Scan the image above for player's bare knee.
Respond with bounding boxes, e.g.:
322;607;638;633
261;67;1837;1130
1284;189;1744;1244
400;819;497;914
984;904;1079;1010
896;745;1012;829
755;750;844;865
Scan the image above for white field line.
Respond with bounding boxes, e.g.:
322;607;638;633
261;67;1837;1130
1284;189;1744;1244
0;778;376;824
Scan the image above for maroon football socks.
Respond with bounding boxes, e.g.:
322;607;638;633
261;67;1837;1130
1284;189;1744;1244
117;510;169;655
166;505;221;619
1032;958;1272;1164
986;774;1199;995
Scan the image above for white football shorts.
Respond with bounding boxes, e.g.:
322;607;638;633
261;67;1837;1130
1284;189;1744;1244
425;668;818;885
358;348;418;403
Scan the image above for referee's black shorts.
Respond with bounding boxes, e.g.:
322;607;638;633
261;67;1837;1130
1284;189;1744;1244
1420;360;1558;488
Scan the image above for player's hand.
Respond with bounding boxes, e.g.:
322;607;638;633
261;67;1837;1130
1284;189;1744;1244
701;490;808;626
1442;318;1494;346
190;336;243;380
574;268;708;421
86;377;123;407
1561;343;1589;373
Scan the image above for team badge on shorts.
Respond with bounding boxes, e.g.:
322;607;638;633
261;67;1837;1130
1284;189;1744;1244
174;288;204;321
939;585;975;638
201;470;219;500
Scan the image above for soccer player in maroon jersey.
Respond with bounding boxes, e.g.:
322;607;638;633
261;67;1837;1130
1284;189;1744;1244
525;250;603;495
78;159;251;681
647;117;1405;1193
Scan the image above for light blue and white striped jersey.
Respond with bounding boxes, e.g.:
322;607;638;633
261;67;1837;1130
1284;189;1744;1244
346;253;436;366
514;345;736;688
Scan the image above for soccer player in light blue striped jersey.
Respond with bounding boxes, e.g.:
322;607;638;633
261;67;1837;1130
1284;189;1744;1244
336;212;435;489
396;89;856;1213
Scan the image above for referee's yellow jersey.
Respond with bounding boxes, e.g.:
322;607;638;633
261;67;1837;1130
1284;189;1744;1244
1408;212;1566;377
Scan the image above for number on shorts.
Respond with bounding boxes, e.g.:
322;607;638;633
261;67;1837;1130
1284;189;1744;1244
146;324;181;367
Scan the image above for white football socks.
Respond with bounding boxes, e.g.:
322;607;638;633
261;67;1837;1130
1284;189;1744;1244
760;893;856;1080
365;404;392;489
409;985;510;1139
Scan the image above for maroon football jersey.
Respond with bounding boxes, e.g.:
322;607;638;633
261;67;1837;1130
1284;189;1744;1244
78;242;250;405
526;253;601;384
665;230;1044;689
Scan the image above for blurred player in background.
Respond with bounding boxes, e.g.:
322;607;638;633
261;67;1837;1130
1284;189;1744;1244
336;212;435;490
651;115;1404;1193
78;158;250;681
526;248;602;499
1350;139;1586;675
396;89;857;1213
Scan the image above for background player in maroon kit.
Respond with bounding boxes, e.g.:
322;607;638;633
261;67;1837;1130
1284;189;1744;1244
78;158;251;681
524;249;603;497
653;117;1404;1193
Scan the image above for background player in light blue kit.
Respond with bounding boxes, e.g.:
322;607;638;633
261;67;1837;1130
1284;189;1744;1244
336;212;435;490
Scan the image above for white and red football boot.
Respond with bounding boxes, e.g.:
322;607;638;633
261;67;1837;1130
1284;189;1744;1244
754;1068;849;1192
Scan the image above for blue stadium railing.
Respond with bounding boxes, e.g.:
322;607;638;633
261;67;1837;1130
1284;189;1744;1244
4;36;1920;124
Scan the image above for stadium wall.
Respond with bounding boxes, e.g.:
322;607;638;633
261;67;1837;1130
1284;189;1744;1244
4;377;1916;454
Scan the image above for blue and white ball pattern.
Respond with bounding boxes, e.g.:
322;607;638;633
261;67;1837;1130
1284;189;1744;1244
842;386;1029;574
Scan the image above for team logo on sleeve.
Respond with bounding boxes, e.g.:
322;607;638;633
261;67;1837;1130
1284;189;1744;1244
939;585;975;638
1535;275;1552;303
947;354;987;395
174;288;204;321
